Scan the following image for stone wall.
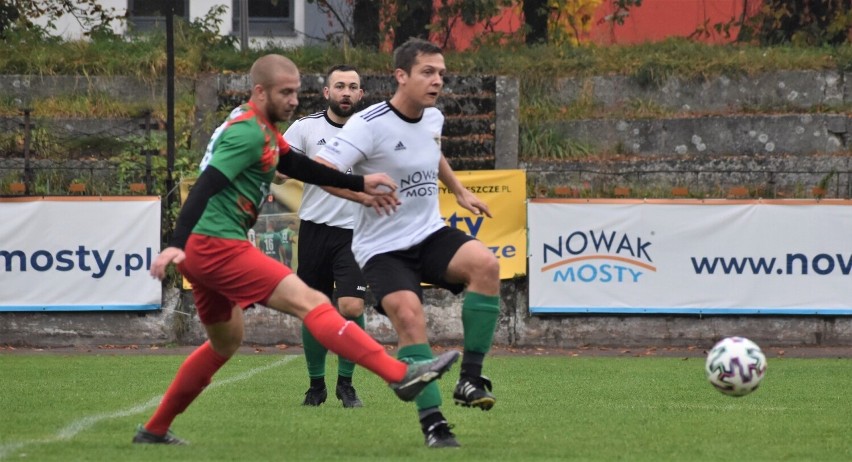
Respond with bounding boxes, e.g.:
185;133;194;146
526;70;852;198
5;281;852;350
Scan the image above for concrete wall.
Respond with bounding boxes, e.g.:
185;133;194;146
5;281;852;350
526;70;852;199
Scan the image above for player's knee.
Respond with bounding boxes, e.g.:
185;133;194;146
209;335;242;358
469;248;499;281
338;298;364;318
482;252;500;280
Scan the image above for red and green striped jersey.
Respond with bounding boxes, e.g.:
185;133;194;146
195;102;283;240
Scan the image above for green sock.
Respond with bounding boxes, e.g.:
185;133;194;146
462;292;500;354
301;323;328;379
337;313;365;378
398;343;442;411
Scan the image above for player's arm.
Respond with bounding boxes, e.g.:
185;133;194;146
276;126;305;183
310;156;400;216
276;135;396;196
150;166;230;280
438;154;492;218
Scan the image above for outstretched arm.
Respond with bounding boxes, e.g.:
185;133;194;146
277;135;396;196
312;157;400;216
438;155;492;218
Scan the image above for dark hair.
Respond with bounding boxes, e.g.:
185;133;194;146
393;38;442;74
326;64;359;81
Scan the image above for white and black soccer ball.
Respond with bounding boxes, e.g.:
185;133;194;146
705;336;767;397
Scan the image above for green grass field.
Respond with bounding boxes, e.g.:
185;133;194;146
1;351;850;461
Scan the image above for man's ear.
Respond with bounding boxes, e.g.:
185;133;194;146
393;68;407;84
253;83;266;102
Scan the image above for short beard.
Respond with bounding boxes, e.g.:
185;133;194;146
329;100;357;119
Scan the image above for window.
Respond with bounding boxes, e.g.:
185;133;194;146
127;0;188;33
232;0;294;37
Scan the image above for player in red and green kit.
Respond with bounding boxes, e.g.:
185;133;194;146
133;54;459;446
258;220;284;262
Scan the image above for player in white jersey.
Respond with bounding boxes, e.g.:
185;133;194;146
283;65;368;408
315;38;501;448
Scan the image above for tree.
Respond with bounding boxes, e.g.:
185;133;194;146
524;0;549;44
1;0;119;37
353;0;381;49
746;0;852;45
393;0;433;48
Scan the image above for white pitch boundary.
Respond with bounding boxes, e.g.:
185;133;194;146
0;355;298;460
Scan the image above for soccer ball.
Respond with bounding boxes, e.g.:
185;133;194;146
705;336;767;397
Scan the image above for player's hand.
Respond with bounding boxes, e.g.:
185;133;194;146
273;172;288;184
363;173;397;195
361;193;400;215
456;189;492;218
150;247;185;281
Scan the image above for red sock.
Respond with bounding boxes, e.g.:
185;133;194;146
303;304;406;383
145;341;229;435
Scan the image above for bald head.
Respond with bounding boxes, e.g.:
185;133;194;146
250;54;299;89
248;54;301;123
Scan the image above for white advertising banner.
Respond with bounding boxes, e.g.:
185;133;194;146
0;197;162;311
529;199;852;315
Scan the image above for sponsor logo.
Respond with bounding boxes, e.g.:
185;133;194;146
400;170;438;197
540;230;656;284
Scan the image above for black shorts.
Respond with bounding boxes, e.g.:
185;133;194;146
363;226;474;315
296;220;367;300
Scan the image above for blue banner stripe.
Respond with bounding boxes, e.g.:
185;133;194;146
0;304;161;312
529;307;852;315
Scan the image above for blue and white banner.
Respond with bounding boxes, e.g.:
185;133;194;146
529;199;852;315
0;197;162;311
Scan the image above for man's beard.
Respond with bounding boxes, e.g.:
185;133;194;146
329;99;357;118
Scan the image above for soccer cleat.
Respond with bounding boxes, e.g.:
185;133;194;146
453;375;496;410
389;350;460;402
423;420;461;448
302;386;328;406
335;382;363;408
132;424;188;445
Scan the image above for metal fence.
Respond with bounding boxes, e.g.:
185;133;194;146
0;109;163;196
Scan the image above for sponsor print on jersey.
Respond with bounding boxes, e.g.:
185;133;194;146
399;169;439;197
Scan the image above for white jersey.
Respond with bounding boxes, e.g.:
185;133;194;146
316;101;446;267
283;111;359;229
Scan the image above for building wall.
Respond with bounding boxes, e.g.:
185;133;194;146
436;0;754;49
38;0;754;50
35;0;306;49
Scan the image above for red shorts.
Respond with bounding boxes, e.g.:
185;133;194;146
178;234;292;325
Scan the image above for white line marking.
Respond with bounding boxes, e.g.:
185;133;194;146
0;356;297;460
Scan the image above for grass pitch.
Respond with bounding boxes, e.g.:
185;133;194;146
1;351;850;461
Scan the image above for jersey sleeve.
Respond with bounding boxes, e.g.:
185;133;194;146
282;120;306;155
207;121;265;180
315;115;371;171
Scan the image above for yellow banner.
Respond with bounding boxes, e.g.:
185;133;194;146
178;178;195;290
438;169;527;279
